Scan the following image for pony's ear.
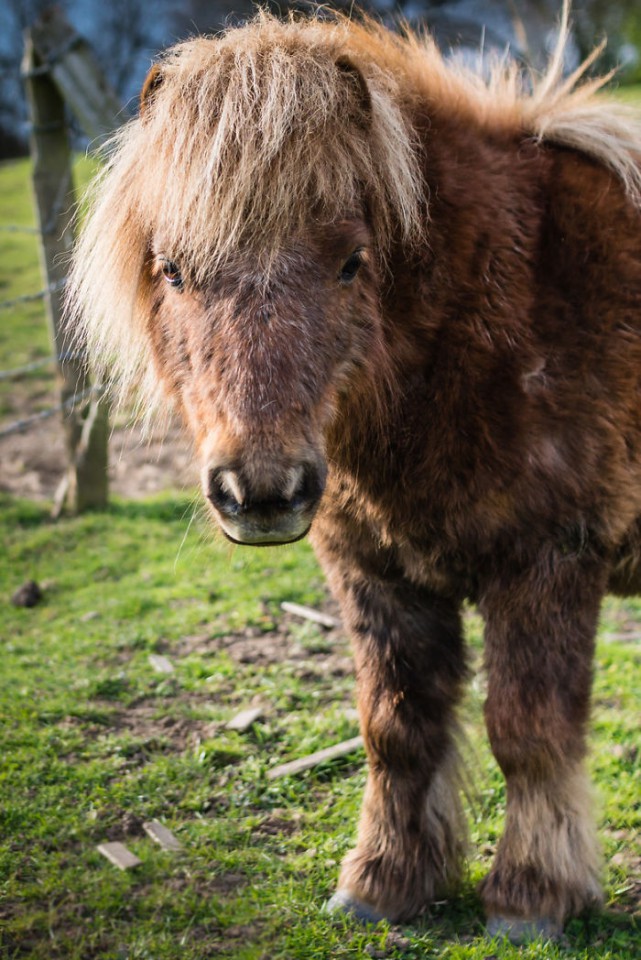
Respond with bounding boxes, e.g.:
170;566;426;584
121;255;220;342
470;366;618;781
140;63;163;117
335;56;372;125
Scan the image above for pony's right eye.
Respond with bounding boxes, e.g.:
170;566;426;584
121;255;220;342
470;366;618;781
339;249;365;285
160;258;183;289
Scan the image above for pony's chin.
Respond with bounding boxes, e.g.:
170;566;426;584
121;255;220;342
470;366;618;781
217;521;312;547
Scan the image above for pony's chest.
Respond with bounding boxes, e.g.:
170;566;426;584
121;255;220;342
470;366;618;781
328;466;509;599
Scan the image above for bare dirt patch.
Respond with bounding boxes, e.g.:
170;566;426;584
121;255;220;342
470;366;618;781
176;614;352;678
110;699;216;753
75;603;355;760
1;404;197;500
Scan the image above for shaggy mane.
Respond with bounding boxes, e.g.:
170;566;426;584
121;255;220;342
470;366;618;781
67;4;641;401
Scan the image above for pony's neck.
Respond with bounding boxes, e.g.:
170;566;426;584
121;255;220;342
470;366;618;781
329;103;546;471
384;101;544;369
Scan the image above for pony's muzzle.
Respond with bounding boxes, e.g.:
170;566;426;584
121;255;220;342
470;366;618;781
204;460;325;545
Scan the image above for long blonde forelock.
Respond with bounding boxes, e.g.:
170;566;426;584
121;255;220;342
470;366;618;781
66;13;427;402
126;15;426;279
67;6;641;405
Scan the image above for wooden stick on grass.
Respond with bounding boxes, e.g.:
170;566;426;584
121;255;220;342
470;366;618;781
267;736;364;780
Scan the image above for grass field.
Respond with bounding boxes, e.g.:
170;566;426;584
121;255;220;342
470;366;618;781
1;87;641;959
2;494;639;960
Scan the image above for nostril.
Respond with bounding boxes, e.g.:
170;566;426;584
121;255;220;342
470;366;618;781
284;462;326;510
207;468;244;515
283;465;306;504
289;463;325;506
219;470;245;506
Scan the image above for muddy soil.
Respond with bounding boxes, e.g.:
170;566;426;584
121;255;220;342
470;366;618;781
1;406;198;501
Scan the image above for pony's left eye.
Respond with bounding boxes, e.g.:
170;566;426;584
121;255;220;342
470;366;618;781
160;258;183;289
339;250;365;285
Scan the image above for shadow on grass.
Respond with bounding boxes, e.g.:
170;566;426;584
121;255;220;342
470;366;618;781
0;491;197;528
106;494;198;524
412;888;487;942
399;893;640;954
566;907;640;952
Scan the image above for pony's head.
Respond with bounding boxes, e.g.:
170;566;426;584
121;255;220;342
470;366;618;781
67;15;424;544
156;218;386;545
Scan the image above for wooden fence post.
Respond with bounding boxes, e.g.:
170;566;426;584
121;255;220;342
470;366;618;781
29;10;122;148
23;33;109;513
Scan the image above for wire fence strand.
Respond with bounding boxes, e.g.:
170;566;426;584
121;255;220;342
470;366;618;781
0;357;54;381
0;277;66;313
0;224;40;235
0;384;104;440
0;351;86;382
0;172;72;240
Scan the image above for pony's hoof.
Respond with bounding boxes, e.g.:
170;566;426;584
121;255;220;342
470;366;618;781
325;889;387;924
486;915;562;944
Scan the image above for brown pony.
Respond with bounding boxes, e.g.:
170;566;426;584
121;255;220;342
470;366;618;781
67;6;641;943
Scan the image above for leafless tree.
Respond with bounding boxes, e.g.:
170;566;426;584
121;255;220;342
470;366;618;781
0;0;68;146
0;0;639;157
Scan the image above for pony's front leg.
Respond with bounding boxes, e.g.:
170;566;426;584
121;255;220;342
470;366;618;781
479;551;607;942
322;564;468;922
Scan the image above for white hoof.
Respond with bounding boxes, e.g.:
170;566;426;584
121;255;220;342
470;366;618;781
324;889;388;924
486;915;562;944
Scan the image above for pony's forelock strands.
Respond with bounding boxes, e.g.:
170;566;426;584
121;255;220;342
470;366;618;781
138;18;426;271
66;7;641;406
67;14;427;406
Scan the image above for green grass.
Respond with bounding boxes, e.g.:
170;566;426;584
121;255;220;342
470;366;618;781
1;91;641;958
1;495;640;959
610;83;641;104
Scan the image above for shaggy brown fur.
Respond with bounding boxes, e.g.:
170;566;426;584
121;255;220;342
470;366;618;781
67;4;641;938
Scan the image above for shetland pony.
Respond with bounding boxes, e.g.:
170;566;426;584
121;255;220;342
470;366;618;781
67;7;641;942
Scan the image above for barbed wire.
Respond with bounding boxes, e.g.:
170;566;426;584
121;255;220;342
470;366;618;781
0;225;40;235
0;384;104;440
41;170;72;236
0;351;86;382
0;356;54;381
0;277;66;313
0;171;72;239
